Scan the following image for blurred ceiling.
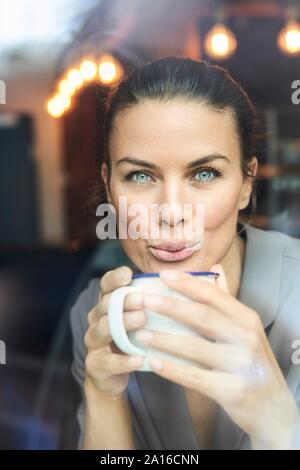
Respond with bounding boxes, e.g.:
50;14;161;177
0;0;299;111
53;0;299;109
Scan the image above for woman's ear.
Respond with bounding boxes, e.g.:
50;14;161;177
238;156;258;210
101;162;112;204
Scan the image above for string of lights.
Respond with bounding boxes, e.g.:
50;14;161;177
46;3;300;119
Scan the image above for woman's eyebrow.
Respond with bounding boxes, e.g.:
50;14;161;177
116;154;230;169
187;154;230;169
116;157;157;169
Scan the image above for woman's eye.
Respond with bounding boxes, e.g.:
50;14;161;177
124;171;153;184
193;168;220;183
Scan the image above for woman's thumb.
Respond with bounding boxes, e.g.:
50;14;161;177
209;263;229;293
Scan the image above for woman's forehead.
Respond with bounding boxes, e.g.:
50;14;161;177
110;100;240;163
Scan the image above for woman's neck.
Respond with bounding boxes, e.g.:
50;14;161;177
220;231;246;298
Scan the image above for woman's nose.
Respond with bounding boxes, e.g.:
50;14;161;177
160;202;184;226
158;182;187;227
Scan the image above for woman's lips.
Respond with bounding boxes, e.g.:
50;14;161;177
148;242;199;262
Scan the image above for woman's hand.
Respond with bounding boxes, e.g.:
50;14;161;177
84;266;146;399
135;265;300;449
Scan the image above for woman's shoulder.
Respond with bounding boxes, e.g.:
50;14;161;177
247;224;300;262
70;277;101;338
267;227;300;261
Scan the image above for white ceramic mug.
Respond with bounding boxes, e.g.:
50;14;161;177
108;271;218;372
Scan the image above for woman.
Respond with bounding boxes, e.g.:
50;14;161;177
70;57;300;450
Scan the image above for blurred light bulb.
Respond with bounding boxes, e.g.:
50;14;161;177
204;23;237;60
98;55;123;84
67;68;84;89
47;97;64;118
80;59;97;81
60;94;71;111
277;20;300;55
58;78;76;97
47;94;71;118
99;61;117;83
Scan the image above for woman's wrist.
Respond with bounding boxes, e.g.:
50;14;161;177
82;374;134;450
250;408;300;450
84;373;125;403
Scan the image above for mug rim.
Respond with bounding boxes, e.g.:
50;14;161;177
132;271;220;279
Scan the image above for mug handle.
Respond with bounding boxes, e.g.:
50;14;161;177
108;286;147;356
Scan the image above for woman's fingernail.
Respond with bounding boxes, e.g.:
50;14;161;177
160;270;179;282
144;295;162;309
148;358;163;370
135;329;153;344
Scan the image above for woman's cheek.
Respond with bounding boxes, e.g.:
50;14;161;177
109;191;156;243
197;185;242;229
110;185;155;209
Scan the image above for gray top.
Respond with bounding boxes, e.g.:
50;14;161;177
70;222;300;449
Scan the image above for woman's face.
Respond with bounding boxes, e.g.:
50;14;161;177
102;99;257;273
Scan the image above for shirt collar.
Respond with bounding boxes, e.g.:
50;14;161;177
238;221;283;329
